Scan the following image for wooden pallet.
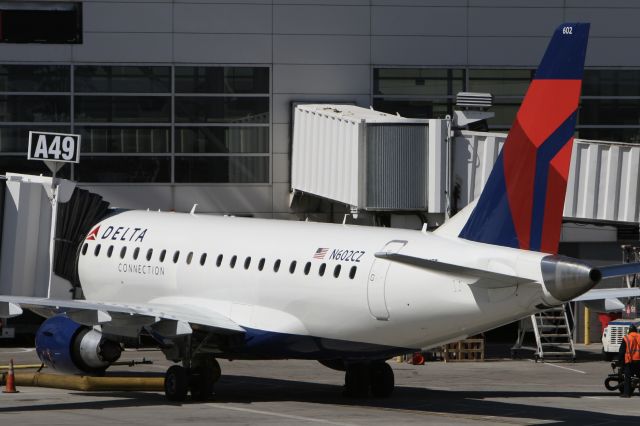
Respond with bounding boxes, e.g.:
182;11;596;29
442;338;485;362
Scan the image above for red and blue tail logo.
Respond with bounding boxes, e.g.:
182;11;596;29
459;23;590;254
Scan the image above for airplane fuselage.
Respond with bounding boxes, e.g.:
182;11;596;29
78;210;556;360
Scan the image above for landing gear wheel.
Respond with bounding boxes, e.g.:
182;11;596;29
370;362;394;398
190;357;221;401
165;365;189;402
344;364;370;397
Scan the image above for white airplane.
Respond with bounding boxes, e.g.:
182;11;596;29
1;22;639;402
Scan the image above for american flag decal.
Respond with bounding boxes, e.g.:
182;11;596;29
313;248;328;259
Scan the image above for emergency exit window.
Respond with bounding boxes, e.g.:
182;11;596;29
0;2;82;44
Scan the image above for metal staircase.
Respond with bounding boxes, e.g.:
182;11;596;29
512;304;576;361
531;305;576;361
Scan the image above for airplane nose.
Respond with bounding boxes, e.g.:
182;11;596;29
540;255;601;302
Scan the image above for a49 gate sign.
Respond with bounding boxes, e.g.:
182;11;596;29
28;131;81;163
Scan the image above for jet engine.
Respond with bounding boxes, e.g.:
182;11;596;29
35;314;122;374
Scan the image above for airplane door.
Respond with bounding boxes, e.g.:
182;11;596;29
367;240;407;320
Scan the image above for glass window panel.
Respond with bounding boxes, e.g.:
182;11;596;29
374;68;464;96
0;125;70;152
578;128;640;143
75;96;171;123
583;70;640;97
175;127;268;153
0;5;82;44
76;127;170;153
0;155;70;178
580;99;640;126
373;98;451;119
468;69;533;97
175;97;268;123
76;156;171;183
175;156;269;183
0;95;69;121
0;65;69;92
175;67;269;94
75;66;171;93
486;102;521;126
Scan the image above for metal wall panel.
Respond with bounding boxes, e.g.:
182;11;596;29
174;3;272;34
274;36;370;65
84;2;172;33
372;7;467;36
273;65;370;95
274;5;370;35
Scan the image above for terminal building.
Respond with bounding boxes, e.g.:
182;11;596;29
0;1;638;344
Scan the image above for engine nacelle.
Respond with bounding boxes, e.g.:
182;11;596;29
35;314;122;374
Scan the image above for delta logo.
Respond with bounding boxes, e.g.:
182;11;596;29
86;226;100;241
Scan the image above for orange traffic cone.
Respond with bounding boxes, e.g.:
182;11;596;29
2;358;18;393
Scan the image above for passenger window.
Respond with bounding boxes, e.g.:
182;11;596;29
334;264;341;278
120;246;127;259
133;247;140;260
349;265;357;279
173;251;180;263
200;253;207;266
289;260;297;274
94;244;101;256
230;255;237;268
159;249;166;262
107;245;114;258
81;243;88;255
319;263;326;277
304;262;311;275
186;252;193;265
244;257;251;270
216;254;223;267
274;259;281;272
146;248;153;261
258;258;265;271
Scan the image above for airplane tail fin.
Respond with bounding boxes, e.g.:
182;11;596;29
457;23;590;254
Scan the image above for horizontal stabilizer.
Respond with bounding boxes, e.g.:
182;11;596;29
374;252;534;287
573;287;640;302
597;262;640;279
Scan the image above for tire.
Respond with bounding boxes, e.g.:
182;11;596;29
604;377;619;391
344;364;370;397
165;365;189;402
370;363;394;398
190;358;221;401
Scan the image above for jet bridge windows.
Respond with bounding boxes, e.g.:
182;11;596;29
200;253;207;266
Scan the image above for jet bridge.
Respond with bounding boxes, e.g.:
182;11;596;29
292;104;640;227
0;173;109;337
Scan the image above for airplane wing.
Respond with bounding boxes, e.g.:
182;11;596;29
374;252;536;287
572;287;640;302
0;295;245;336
